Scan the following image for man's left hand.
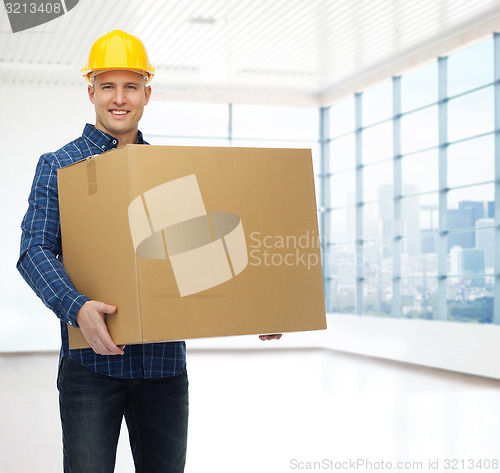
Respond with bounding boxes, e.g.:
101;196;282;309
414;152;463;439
259;334;282;341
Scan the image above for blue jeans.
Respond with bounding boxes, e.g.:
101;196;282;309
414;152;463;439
57;357;189;473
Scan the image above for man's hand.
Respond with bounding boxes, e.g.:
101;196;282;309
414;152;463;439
76;301;124;356
259;334;282;341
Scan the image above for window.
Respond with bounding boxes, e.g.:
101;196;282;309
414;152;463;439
447;86;494;142
448;135;494;188
232;104;318;140
401;60;438;113
232;104;320;175
330;133;355;171
447;37;494;97
362;122;393;164
143;101;229;139
323;34;498;324
401;105;438;154
362;81;393;126
329;96;355;137
401;149;439;193
363;160;393;203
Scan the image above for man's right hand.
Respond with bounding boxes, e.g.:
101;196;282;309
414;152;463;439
75;301;125;356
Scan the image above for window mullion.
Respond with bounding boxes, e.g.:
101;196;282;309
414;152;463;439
355;93;364;315
494;33;500;324
392;76;402;318
438;56;448;321
320;107;331;311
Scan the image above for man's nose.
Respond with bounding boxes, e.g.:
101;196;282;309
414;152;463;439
113;88;126;105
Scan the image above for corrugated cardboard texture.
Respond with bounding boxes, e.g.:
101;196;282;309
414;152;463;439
58;145;326;349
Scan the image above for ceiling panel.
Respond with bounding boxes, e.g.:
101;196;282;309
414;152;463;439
0;0;499;105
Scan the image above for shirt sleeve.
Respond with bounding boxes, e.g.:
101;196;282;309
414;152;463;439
16;153;89;327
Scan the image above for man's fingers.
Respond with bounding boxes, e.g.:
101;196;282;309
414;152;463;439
90;333;124;356
95;302;117;315
92;322;124;355
259;334;282;341
76;300;122;355
97;327;124;355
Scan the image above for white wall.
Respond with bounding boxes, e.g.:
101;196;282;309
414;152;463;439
0;84;94;351
323;314;500;380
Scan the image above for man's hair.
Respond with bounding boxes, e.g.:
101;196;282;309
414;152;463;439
90;71;149;86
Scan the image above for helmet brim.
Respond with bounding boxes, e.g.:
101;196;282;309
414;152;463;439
82;67;154;84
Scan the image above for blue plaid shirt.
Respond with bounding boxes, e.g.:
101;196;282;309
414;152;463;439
17;124;186;379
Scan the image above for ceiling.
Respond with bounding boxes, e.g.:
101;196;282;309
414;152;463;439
1;0;500;106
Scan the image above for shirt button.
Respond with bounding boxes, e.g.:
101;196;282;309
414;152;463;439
112;140;117;145
101;145;105;149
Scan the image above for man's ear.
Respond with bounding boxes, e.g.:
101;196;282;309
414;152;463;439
88;84;95;104
144;85;152;106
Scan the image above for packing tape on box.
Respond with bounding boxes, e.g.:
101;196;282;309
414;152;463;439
86;159;97;195
128;174;248;297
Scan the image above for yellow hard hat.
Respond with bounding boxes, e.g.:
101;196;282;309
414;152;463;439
82;30;155;83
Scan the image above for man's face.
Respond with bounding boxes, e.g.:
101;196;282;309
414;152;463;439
88;70;151;143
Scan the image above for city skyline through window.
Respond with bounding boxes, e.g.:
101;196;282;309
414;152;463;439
323;35;497;324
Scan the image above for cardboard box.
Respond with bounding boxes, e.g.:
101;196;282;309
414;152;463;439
58;145;326;349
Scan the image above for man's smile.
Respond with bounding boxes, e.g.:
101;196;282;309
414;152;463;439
110;109;129;116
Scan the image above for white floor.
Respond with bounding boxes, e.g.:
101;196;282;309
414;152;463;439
1;346;500;473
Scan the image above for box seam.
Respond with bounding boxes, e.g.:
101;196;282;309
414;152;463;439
128;145;144;343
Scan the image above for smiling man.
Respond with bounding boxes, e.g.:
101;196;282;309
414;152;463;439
17;29;280;473
17;30;189;473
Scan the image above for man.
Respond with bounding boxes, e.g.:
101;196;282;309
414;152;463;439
17;30;280;473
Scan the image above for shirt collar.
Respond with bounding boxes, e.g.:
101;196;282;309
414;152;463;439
83;123;147;151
